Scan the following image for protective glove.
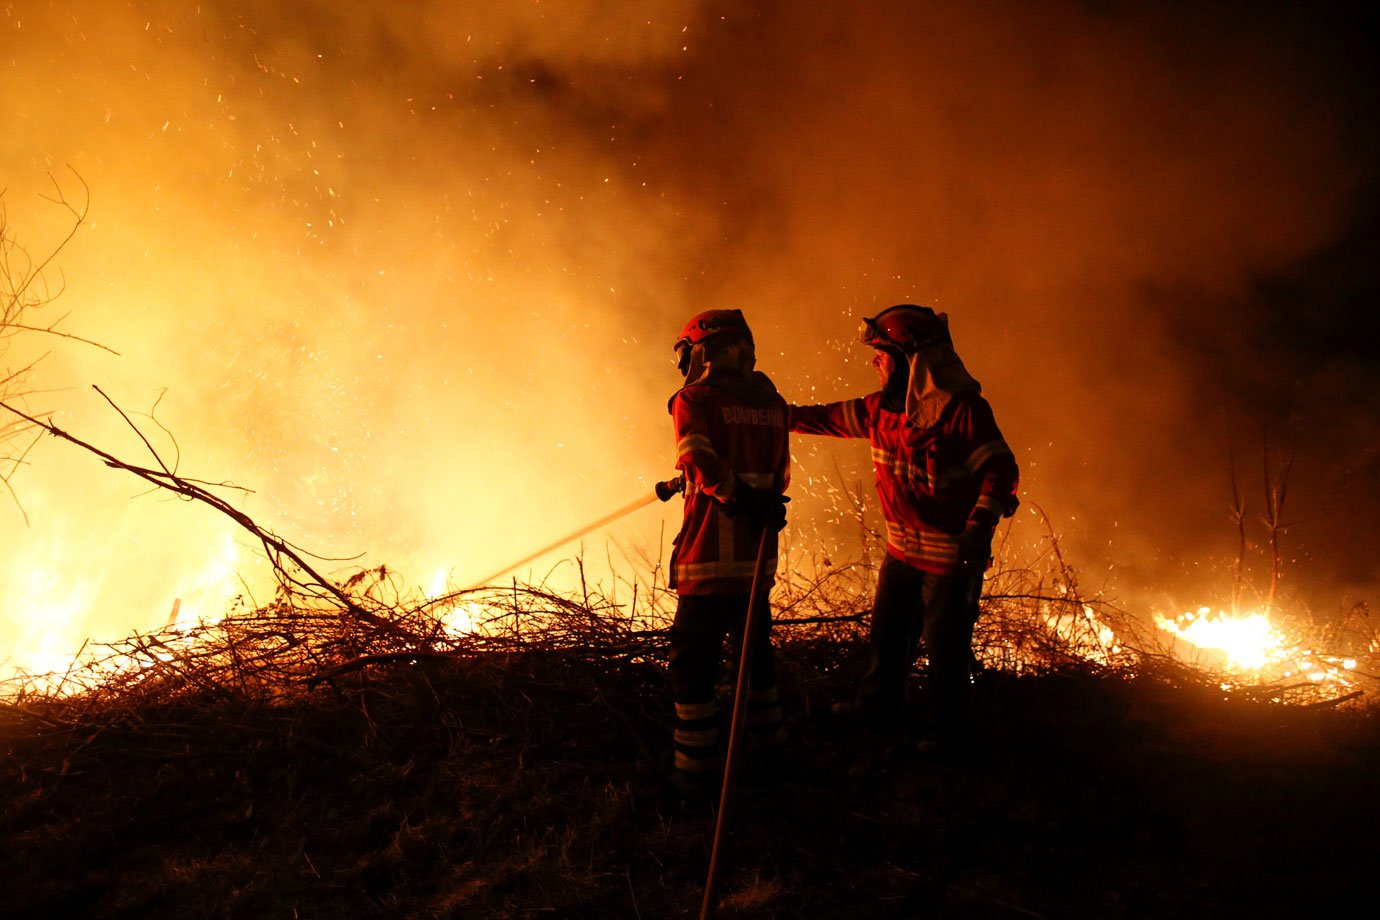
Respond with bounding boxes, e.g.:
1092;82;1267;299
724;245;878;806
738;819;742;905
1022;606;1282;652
723;481;790;532
957;518;996;569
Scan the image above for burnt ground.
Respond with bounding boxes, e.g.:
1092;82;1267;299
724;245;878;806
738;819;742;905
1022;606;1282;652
2;638;1377;919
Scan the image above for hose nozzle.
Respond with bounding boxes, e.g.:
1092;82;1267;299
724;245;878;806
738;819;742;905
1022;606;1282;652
655;475;685;501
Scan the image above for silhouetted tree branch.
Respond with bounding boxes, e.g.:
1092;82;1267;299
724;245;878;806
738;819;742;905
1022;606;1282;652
1227;436;1247;613
0;393;416;642
1261;425;1296;614
1;171;117;519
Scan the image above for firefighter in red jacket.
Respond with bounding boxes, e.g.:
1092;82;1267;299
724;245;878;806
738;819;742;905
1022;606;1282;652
790;304;1019;753
666;309;790;787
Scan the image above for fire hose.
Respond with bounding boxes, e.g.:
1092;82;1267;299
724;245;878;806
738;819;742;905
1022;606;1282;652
700;526;772;920
467;476;684;589
467;474;774;917
466;473;770;919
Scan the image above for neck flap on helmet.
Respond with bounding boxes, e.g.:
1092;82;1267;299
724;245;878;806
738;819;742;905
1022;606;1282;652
863;310;981;428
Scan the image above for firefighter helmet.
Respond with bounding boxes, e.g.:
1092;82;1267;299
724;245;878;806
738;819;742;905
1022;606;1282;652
674;309;754;375
858;304;950;353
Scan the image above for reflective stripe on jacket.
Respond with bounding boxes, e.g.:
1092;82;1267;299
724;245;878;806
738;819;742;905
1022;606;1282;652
669;375;790;595
790;390;1018;575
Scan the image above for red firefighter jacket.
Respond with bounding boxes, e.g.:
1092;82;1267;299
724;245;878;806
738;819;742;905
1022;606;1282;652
790;391;1018;576
669;370;790;595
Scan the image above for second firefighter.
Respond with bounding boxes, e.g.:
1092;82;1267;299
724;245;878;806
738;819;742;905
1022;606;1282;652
790;304;1019;754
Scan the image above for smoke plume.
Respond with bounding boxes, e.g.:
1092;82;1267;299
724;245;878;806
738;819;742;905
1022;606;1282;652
3;0;1377;673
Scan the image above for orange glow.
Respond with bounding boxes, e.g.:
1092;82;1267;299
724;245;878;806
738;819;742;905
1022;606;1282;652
435;598;490;638
1041;603;1125;666
1154;606;1361;697
3;3;1376;691
424;569;488;637
1154;607;1286;671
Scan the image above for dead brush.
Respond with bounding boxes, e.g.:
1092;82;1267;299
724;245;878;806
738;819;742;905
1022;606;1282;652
2;509;1376;919
5;501;1368;740
6;377;1371;726
0;533;1116;805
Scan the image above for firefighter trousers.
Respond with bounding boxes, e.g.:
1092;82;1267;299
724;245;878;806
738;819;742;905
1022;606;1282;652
668;592;783;774
856;554;983;740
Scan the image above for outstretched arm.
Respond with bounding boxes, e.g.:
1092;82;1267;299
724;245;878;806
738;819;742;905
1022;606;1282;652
788;396;873;439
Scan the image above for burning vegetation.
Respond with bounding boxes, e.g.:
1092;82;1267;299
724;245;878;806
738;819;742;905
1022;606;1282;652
3;369;1377;917
4;3;1380;916
2;444;1378;916
3;152;1376;920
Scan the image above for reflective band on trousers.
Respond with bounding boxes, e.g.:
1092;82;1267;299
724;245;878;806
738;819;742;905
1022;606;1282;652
675;750;720;772
675;699;719;721
674;728;717;747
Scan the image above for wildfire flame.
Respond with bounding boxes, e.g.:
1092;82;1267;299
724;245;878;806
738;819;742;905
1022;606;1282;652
1154;606;1361;695
4;4;1377;713
1040;603;1125;666
425;568;490;637
1154;607;1287;671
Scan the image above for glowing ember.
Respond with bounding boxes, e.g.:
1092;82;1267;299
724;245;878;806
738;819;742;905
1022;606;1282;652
1038;603;1125;667
437;600;489;637
424;569;486;636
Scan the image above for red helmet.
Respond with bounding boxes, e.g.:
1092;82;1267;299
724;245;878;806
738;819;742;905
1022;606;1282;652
858;304;949;353
674;309;753;375
674;309;753;352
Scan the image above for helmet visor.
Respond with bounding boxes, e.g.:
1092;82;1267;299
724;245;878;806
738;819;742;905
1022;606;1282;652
858;316;886;347
858;308;950;352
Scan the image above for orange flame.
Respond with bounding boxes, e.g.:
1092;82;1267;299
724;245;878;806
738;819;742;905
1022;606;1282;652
1154;607;1287;671
1154;606;1361;693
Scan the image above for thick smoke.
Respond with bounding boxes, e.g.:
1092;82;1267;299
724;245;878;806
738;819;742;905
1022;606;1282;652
629;0;1380;615
2;0;1377;672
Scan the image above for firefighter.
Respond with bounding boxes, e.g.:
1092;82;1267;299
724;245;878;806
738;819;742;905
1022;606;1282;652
666;309;790;792
790;304;1019;755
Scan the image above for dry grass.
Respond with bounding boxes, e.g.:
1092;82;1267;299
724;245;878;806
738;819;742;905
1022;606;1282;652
2;549;1378;919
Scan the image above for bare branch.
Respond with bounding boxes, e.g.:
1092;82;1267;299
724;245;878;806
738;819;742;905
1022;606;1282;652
0;396;410;640
0;429;40;525
20;170;90;303
93;384;174;477
1226;434;1246;613
5;321;119;355
2;169;112;511
1259;425;1296;614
